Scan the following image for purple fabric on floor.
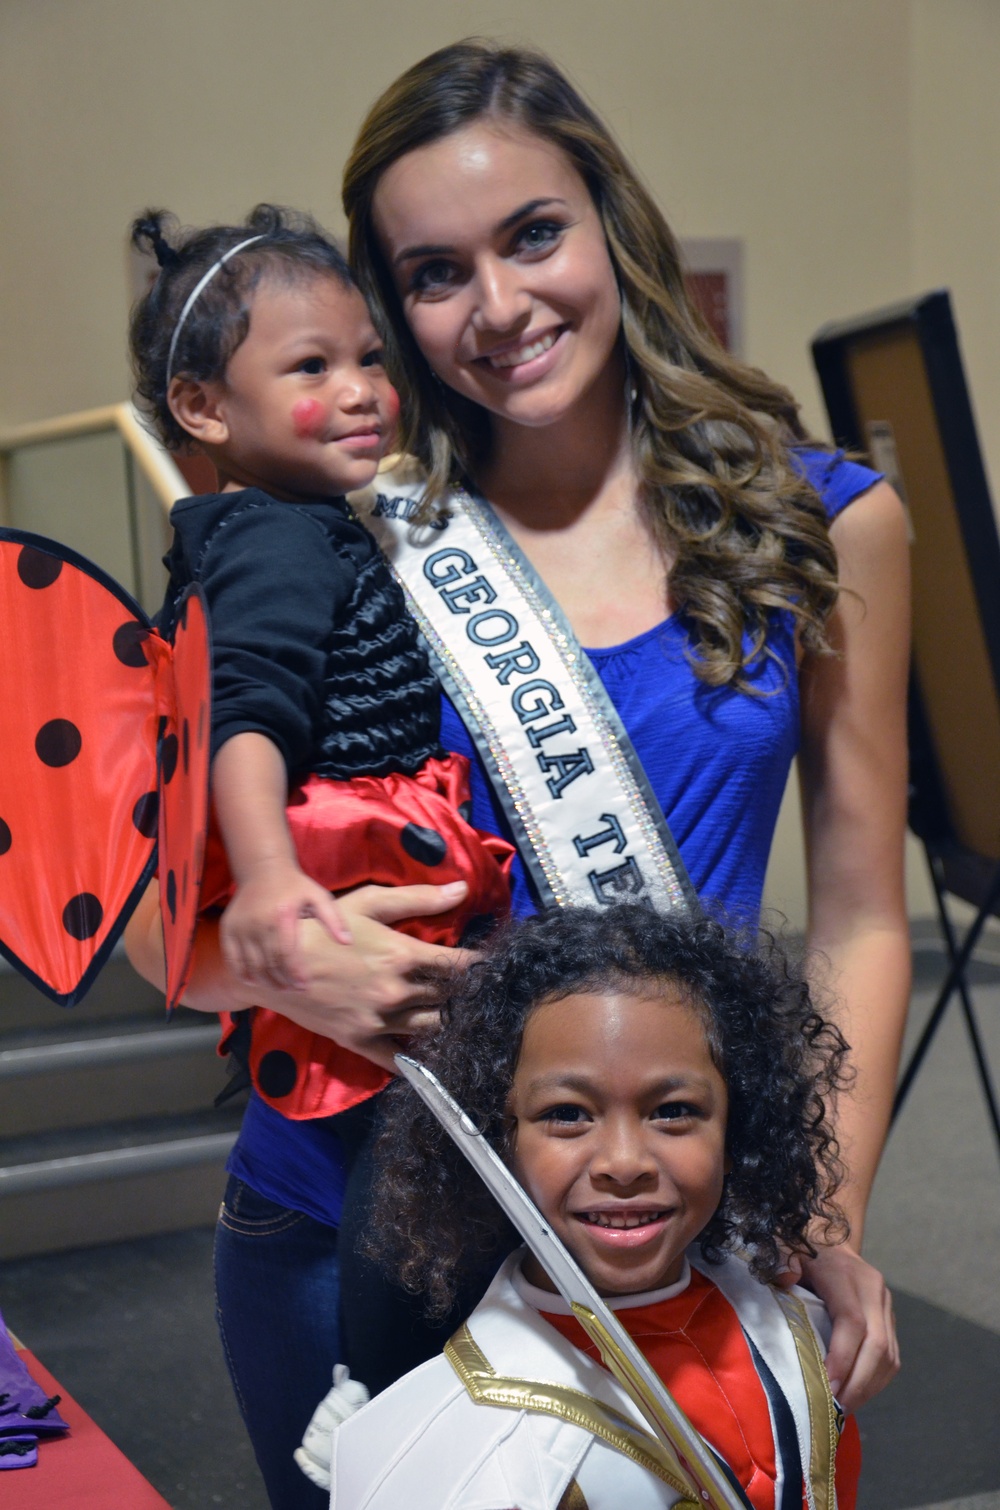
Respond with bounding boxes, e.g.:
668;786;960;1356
0;1309;70;1438
0;1434;39;1469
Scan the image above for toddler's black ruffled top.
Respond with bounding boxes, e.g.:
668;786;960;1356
160;488;442;779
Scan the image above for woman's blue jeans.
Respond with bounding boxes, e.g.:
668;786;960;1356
214;1175;340;1510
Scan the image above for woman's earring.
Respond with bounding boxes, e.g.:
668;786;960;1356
623;354;639;435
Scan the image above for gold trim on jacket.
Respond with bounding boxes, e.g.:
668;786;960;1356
774;1291;840;1510
445;1324;700;1508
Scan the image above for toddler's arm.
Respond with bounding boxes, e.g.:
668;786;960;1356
213;731;351;989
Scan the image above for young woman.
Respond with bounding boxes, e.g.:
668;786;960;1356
126;39;908;1510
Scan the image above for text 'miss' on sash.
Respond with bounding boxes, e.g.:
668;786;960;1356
357;469;697;918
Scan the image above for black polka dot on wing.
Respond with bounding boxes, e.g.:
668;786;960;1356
182;718;190;775
165;869;177;923
17;546;62;589
63;892;103;940
458;801;472;824
113;621;149;668
161;733;178;785
35;719;81;767
132;791;158;838
257;1050;298;1100
0;819;10;856
400;823;448;867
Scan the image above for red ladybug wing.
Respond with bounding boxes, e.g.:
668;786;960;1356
0;530;159;1004
158;584;212;1013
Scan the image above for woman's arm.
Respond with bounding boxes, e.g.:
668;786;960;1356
123;878;472;1074
796;478;911;1408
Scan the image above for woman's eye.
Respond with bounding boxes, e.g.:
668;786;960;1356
298;357;326;375
360;349;385;368
410;260;456;295
516;220;563;255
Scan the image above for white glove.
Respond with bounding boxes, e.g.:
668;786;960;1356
294;1363;370;1491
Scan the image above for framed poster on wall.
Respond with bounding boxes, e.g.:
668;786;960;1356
680;238;744;357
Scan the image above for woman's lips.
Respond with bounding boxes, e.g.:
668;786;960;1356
476;326;568;383
333;429;382;450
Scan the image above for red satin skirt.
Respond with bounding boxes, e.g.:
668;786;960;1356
203;753;514;1119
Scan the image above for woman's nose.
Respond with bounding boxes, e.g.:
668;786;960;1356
470;256;531;335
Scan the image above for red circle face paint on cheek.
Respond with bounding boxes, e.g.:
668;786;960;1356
291;397;327;438
383;385;401;426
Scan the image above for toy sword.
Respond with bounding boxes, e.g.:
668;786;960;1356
394;1053;751;1510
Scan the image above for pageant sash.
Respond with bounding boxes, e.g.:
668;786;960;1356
358;474;697;915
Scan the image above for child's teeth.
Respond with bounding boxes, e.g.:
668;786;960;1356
588;1211;659;1229
490;331;557;369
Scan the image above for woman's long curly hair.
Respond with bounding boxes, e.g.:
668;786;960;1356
367;904;848;1318
342;40;839;692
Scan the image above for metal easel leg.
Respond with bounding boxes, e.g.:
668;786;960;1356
892;853;1000;1129
931;857;1000;1159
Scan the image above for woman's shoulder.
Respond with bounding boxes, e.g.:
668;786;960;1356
789;446;884;524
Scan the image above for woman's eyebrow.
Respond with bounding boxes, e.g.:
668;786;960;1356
495;196;568;233
394;241;452;268
393;198;569;268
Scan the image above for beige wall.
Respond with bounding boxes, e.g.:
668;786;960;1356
4;0;997;923
911;1;1000;501
1;0;913;429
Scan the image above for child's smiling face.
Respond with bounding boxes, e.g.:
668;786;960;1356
507;987;728;1297
174;273;398;501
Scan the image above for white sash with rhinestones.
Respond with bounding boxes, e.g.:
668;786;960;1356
356;470;696;915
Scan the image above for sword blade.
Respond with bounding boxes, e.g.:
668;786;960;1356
394;1053;748;1510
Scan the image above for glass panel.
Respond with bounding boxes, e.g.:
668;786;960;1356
4;431;171;614
129;461;172;615
6;431;134;587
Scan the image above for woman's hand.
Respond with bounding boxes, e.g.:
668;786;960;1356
123;878;475;1073
270;882;475;1071
221;861;353;992
778;1241;899;1413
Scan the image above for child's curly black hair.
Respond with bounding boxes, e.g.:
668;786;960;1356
129;203;354;452
366;903;849;1318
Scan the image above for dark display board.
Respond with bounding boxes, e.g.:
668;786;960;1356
813;291;1000;907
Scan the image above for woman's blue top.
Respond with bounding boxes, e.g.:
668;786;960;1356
227;449;881;1226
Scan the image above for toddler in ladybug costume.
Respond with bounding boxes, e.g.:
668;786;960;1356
130;203;513;1121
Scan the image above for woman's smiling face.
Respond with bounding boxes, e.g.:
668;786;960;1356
507;988;729;1297
371;121;623;432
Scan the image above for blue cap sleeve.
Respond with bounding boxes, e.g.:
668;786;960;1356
790;446;883;523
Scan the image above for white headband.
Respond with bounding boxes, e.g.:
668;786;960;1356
165;234;265;385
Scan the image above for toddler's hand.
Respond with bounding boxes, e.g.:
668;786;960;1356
221;861;352;990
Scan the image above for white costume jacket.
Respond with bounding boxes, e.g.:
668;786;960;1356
326;1250;844;1510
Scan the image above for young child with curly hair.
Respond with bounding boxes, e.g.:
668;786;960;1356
300;903;862;1510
